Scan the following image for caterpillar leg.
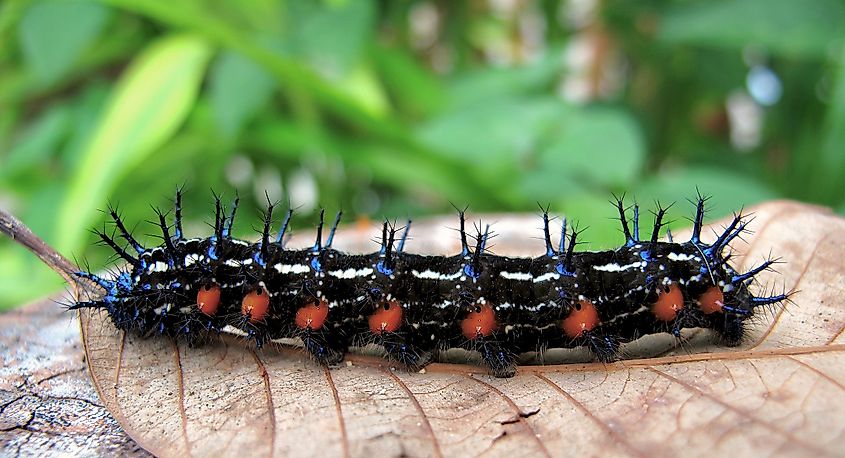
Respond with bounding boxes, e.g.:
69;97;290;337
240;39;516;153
584;332;621;363
300;328;347;365
176;315;217;347
292;297;347;365
671;307;702;339
716;316;745;347
364;295;433;370
711;291;788;346
380;334;433;371
474;337;517;378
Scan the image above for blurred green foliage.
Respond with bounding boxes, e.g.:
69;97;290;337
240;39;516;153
1;0;844;310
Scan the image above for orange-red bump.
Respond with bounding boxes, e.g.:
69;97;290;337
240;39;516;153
698;286;725;314
241;287;270;323
368;300;403;334
653;283;684;321
196;284;221;316
562;300;600;338
295;298;329;330
461;303;497;339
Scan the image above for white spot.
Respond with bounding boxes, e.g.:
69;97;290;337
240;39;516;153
667;252;696;261
184;254;201;266
593;261;644;272
274;263;310;274
533;272;560;283
522;302;549;312
222;325;247;336
412;269;440;279
153;303;173;315
500;271;532;281
150;261;169;272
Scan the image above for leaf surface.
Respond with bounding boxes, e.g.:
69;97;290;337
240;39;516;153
79;201;845;457
54;34;212;254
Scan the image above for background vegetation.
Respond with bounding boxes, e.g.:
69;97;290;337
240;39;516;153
1;0;843;310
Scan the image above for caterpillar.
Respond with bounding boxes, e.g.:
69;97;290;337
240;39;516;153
62;190;787;378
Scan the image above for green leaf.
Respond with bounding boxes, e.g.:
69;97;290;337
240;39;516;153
334;63;389;117
416;97;563;164
418;99;644;205
0;183;67;310
60;82;111;170
209;51;275;137
1;103;71;177
559;191;624;250
0;249;65;310
659;0;845;59
372;46;446;117
446;51;565;108
286;0;375;76
98;0;411;150
55;34;212;254
635;167;777;217
818;42;845;202
18;0;110;86
537;107;645;188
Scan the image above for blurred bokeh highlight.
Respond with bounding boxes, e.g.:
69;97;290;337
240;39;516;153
1;0;844;309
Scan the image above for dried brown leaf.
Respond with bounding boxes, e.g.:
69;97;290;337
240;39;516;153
76;201;845;458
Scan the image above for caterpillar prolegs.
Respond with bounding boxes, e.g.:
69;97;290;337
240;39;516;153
70;190;788;377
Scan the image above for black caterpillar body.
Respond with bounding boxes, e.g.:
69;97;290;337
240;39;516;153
73;190;787;377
